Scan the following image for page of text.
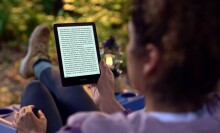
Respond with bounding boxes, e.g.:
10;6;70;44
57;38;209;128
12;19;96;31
57;26;100;78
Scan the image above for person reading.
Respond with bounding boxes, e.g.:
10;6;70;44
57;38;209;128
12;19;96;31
14;0;220;132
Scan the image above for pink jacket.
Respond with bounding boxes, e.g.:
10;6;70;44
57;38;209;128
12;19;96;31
58;93;220;133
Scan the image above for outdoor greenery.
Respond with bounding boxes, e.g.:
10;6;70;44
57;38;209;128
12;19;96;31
0;0;131;107
0;0;130;50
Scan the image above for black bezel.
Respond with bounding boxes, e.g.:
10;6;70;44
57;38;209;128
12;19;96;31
53;22;101;86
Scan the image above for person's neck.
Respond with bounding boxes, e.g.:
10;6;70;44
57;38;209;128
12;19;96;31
145;96;203;113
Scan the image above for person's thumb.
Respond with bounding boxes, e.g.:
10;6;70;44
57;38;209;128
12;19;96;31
100;60;107;74
38;110;46;120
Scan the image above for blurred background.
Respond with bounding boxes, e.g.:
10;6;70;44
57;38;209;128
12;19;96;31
0;0;131;107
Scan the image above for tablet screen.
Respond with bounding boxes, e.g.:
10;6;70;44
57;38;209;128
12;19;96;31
57;25;100;78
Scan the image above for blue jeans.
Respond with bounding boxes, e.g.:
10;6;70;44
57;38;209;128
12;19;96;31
20;67;98;133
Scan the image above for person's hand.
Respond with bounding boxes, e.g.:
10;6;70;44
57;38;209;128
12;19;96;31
90;60;125;113
13;105;47;133
90;60;115;106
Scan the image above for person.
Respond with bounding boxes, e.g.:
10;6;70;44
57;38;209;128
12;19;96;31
14;0;220;133
13;24;102;133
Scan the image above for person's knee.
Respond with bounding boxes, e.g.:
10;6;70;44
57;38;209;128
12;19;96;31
21;80;51;107
22;80;46;98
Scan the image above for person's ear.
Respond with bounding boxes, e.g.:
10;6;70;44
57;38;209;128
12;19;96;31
143;44;161;77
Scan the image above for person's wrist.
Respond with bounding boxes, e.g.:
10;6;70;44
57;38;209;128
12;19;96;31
98;96;125;113
99;94;115;105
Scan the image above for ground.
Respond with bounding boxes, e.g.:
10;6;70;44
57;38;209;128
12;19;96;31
0;45;31;107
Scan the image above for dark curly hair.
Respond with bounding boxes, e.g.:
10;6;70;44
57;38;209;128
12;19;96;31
132;0;220;109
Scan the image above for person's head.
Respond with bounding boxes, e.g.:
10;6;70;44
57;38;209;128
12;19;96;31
127;0;220;111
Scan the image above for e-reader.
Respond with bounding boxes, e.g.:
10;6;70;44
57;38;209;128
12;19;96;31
53;22;101;86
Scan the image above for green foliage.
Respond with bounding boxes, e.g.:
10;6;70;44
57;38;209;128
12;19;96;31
0;0;130;50
0;0;50;49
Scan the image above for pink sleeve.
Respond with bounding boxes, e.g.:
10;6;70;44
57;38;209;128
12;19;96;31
57;111;131;133
206;92;220;114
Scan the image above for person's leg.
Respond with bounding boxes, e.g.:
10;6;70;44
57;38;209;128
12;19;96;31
33;61;99;123
19;24;98;124
21;80;63;133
